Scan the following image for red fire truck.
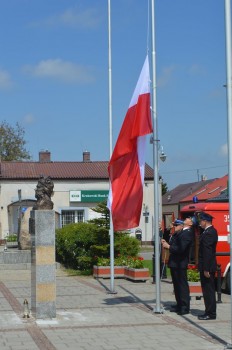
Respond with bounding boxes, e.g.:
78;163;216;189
179;200;231;292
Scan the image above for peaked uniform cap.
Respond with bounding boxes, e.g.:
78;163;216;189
173;219;184;225
199;212;214;221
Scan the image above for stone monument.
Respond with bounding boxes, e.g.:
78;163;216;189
30;175;56;319
18;207;32;250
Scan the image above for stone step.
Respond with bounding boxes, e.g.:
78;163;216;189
0;249;60;269
0;263;31;270
0;250;31;264
0;262;60;270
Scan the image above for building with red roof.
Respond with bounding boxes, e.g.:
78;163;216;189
0;150;154;242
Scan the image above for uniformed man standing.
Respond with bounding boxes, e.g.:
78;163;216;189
161;217;194;315
197;212;218;320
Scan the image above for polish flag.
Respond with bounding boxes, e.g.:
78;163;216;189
108;55;153;231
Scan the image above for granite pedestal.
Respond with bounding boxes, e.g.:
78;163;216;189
30;210;56;319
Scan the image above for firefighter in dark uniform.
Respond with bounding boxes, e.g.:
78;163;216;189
198;212;218;320
161;218;194;315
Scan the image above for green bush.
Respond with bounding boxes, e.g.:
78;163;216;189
77;256;93;271
7;234;17;242
96;257;110;266
90;244;110;258
96;255;145;268
187;269;200;282
56;222;98;269
114;234;140;257
56;222;142;272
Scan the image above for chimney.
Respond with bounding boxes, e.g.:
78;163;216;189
83;151;90;162
39;150;51;163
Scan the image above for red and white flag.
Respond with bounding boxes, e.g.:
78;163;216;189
108;55;153;231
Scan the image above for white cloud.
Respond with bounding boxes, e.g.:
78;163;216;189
208;88;223;99
30;7;101;29
157;65;176;87
219;143;228;157
23;113;36;124
188;64;206;76
22;59;95;84
0;69;14;89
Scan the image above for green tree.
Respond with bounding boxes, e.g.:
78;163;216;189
162;182;168;195
0;121;31;161
88;200;110;229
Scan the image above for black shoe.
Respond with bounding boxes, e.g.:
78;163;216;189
170;306;180;312
177;310;189;315
198;314;216;320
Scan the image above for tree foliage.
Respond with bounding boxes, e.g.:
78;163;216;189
88;200;110;229
0;121;31;161
162;182;168;195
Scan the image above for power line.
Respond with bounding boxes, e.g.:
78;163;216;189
162;164;228;175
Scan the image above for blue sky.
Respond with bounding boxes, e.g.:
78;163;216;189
0;0;228;190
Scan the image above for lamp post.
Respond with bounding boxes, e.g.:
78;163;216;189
151;146;166;282
143;204;149;245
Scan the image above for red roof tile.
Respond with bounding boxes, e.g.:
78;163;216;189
180;174;228;202
0;161;154;180
162;179;215;205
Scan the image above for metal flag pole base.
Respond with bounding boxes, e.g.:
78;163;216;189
153;304;164;314
107;291;117;295
225;344;232;349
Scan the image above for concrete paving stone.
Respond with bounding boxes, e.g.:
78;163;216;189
0;301;12;311
0;268;231;350
0;312;25;329
0;331;39;350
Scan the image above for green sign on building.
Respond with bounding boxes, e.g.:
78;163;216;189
70;190;109;203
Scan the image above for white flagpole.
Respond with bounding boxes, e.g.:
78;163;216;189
224;0;232;347
108;0;116;294
151;0;162;313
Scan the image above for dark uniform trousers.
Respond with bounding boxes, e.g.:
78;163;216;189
170;267;190;312
200;271;216;317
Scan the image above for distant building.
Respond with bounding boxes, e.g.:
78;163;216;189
162;175;228;230
0;150;154;243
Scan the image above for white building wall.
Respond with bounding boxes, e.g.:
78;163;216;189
0;179;155;242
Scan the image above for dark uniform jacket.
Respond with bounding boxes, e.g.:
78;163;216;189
168;227;194;269
198;225;218;272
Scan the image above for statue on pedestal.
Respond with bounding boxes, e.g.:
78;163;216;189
34;175;54;210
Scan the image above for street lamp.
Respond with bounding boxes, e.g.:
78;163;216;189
159;146;167;162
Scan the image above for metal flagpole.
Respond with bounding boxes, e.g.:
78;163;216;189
108;0;116;294
224;0;232;347
151;0;162;313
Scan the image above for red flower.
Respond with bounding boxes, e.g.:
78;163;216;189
188;264;197;270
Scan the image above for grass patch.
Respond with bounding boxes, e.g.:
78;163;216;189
143;260;153;275
143;260;170;277
139;246;154;252
63;261;171;278
63;268;92;276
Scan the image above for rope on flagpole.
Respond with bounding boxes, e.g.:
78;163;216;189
146;0;150;55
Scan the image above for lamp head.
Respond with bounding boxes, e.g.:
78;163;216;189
159;151;167;162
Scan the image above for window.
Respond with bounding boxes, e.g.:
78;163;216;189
61;210;84;227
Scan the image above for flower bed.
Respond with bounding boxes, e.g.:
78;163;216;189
93;255;150;282
187;264;200;282
187;264;202;297
93;265;125;278
124;267;150;281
